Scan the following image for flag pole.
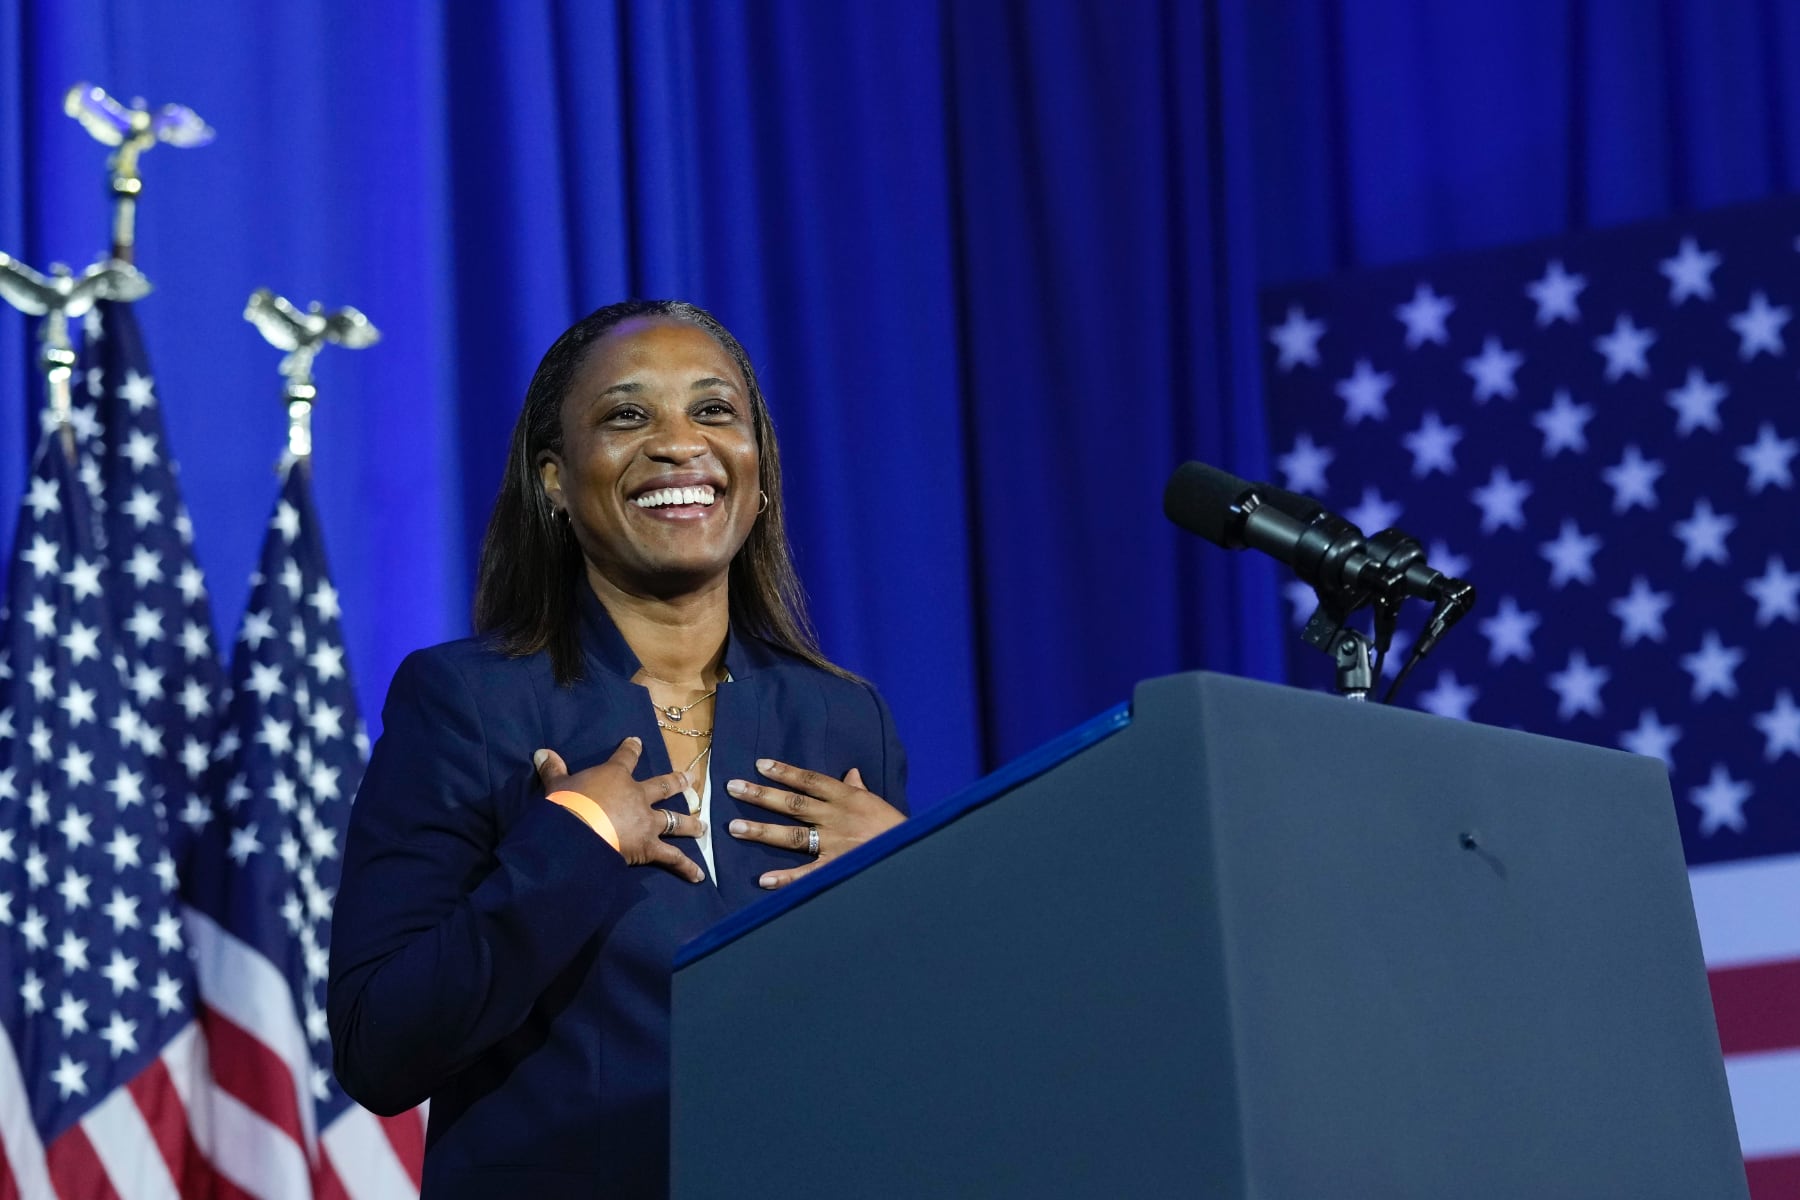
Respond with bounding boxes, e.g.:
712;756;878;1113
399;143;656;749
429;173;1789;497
243;288;382;468
0;253;150;456
63;83;215;265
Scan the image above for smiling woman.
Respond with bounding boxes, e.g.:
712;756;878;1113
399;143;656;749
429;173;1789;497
541;318;762;603
326;300;910;1198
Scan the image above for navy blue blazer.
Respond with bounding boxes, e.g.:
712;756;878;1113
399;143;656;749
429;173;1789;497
327;588;907;1198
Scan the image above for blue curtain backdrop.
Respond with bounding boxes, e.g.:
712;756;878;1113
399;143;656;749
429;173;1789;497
4;0;1798;808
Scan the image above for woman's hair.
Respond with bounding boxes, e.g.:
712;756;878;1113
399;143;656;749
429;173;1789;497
473;299;844;684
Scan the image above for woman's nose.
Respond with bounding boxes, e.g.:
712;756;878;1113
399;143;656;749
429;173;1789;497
644;417;707;462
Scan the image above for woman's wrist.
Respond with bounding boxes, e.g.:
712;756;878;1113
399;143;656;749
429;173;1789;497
546;789;621;851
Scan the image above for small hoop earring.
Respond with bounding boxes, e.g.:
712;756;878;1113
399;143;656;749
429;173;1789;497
758;490;769;514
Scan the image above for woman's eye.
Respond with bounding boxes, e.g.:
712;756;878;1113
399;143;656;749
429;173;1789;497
603;406;648;424
697;400;736;419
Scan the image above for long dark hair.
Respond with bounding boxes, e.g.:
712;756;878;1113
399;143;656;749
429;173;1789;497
474;299;845;684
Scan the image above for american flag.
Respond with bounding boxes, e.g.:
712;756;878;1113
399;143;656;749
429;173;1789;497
76;300;228;878
1260;195;1800;1197
0;431;219;1198
182;459;422;1198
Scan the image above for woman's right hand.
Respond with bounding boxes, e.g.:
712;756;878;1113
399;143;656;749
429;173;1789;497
534;737;706;883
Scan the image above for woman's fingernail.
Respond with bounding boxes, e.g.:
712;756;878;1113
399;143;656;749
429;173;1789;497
532;750;548;769
759;874;778;889
727;779;747;795
697;822;708;835
728;819;748;836
756;758;774;773
675;773;689;790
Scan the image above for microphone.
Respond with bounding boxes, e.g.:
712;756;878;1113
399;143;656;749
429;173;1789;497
1162;461;1475;613
1251;481;1474;611
1162;461;1383;595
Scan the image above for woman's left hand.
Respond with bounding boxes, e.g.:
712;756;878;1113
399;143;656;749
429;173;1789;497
726;759;904;889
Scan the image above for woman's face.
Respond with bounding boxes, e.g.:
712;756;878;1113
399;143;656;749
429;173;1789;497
539;316;762;597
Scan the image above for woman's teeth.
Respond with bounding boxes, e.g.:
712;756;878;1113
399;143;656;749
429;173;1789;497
633;485;717;509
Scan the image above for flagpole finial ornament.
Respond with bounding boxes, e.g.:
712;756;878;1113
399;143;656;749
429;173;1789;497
0;251;151;453
244;288;381;463
63;83;215;264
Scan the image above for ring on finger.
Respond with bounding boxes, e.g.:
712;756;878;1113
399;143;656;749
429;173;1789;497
806;826;820;856
663;809;679;836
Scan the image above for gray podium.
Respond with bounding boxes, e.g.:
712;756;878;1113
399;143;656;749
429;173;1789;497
671;672;1746;1198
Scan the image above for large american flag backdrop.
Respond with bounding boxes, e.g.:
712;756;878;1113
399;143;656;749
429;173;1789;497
0;303;422;1198
1261;196;1800;1197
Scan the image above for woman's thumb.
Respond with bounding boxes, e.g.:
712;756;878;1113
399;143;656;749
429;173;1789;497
533;748;568;787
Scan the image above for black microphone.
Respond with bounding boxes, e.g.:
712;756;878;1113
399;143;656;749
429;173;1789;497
1162;461;1384;595
1164;461;1476;614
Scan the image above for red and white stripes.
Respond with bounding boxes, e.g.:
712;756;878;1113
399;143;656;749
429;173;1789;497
1692;850;1800;1197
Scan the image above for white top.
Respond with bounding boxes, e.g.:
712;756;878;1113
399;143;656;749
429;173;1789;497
680;766;717;886
672;667;727;886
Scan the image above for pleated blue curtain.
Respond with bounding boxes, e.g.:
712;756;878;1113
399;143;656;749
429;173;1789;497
4;0;1798;806
944;0;1281;760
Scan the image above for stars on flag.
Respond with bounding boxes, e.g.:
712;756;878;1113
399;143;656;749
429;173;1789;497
1753;690;1800;761
1463;336;1523;401
1620;709;1681;768
1601;445;1663;512
0;432;200;1156
1547;649;1609;720
1335;359;1393;424
1665;368;1727;436
1659;237;1720;303
1689;765;1751;836
1479;595;1541;664
1671;499;1735;568
1342;486;1402;534
74;302;228;868
1259;199;1800;876
1680;631;1744;702
1532;390;1592;456
1736;423;1797;492
1726;291;1790;359
1469;465;1531;533
188;460;370;1138
1525;259;1586;326
1593;313;1656;381
1610;577;1673;645
1539;520;1601;588
1416;670;1478;721
1269;306;1326;370
1402;411;1461;477
1276;433;1334;493
1395;282;1454;347
1744;556;1800;626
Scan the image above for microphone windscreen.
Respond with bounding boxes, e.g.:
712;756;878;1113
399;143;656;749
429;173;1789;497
1162;461;1252;547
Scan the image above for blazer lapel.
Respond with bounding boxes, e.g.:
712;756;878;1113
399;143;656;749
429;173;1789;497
710;667;782;910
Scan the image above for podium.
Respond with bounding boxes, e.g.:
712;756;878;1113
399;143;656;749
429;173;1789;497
671;672;1746;1198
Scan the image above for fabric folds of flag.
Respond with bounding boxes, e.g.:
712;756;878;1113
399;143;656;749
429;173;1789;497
1260;195;1800;1195
77;300;229;878
0;432;219;1199
183;460;422;1199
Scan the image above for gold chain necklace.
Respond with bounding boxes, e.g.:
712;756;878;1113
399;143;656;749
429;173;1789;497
639;670;717;738
652;688;715;726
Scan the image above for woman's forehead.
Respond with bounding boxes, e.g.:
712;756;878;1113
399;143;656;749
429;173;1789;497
580;317;743;387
